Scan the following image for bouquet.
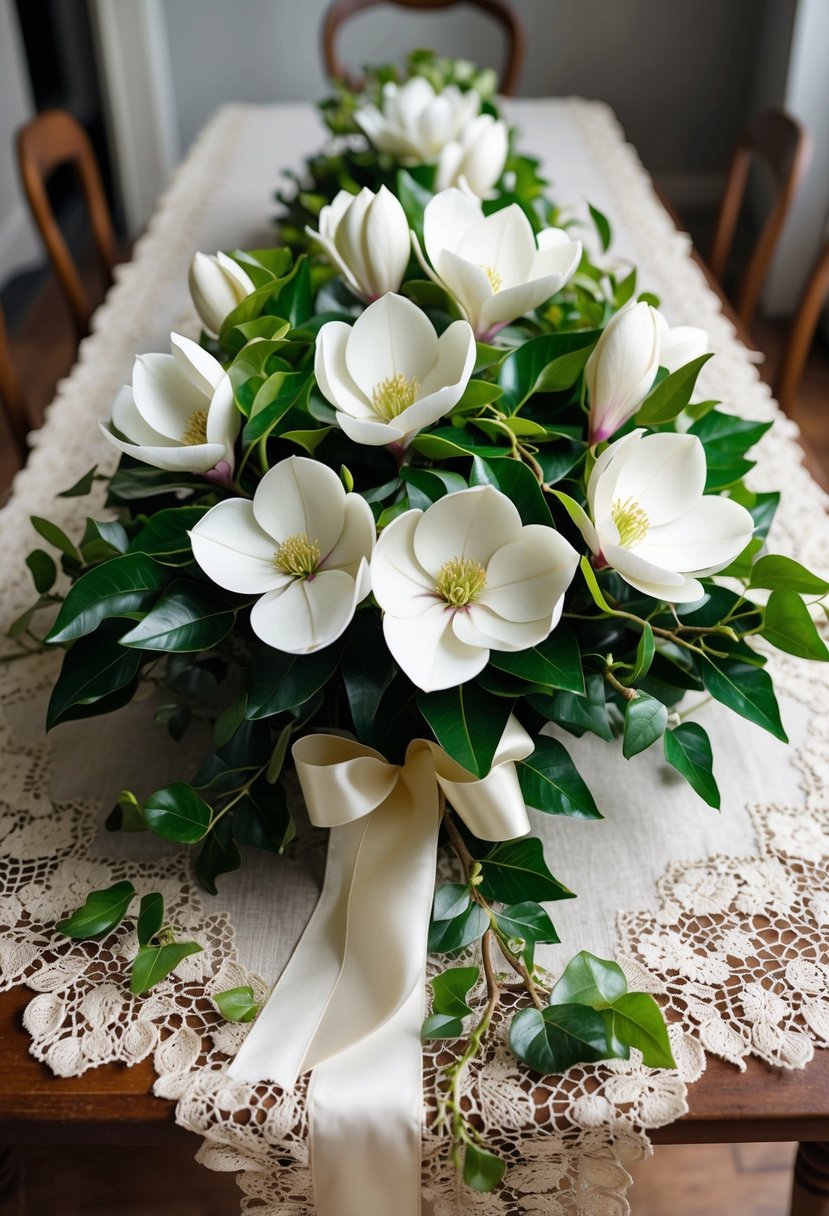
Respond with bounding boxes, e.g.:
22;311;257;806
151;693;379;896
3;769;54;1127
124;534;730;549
15;51;829;1192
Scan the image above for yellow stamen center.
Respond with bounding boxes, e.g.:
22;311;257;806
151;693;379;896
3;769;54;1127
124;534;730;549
435;556;487;607
274;533;321;578
181;409;208;446
611;497;650;548
481;264;503;293
371;373;419;422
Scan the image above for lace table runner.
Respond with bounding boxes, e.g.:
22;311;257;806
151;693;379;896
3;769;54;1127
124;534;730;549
0;100;827;1216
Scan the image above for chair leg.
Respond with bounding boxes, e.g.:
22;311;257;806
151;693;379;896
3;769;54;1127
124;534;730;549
791;1142;829;1216
0;1146;22;1216
775;241;829;419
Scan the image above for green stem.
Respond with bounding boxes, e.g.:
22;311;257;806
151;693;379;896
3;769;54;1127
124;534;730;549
604;666;636;702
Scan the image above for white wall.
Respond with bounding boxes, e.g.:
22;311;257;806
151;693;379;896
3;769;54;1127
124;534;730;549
0;0;40;285
161;0;767;202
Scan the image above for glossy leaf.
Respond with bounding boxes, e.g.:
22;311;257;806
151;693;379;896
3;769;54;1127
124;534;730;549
342;613;397;743
763;591;829;661
26;549;57;594
509;1003;614;1073
549;950;627;1009
58;466;98;497
47;623;143;730
129;506;209;562
120;580;236;652
56;880;136;939
246;642;344;719
750;554;829;594
214;985;261;1023
518;736;602;818
605;992;676;1068
143;782;213;843
427;901;489;953
497;330;600;413
137;892;165;946
700;657;787;742
130;941;203;995
196;817;243;894
488;625;584;694
47;553;168;643
588;203;612;251
636;354;713;425
623;692;667;759
430;966;479;1017
480;837;575;904
663;723;720;808
421;1012;464;1039
469;455;552;525
493;901;559;965
463;1143;507;1193
621;624;655;686
31;516;81;563
417;684;512;778
234;783;295;854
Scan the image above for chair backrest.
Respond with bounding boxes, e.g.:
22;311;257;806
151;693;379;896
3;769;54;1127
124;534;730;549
0;303;28;463
709;108;810;330
775;236;829;419
16;109;118;341
322;0;525;96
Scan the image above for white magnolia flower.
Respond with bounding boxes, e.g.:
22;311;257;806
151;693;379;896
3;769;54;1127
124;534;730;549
188;251;255;335
414;188;581;340
655;311;710;406
356;77;479;163
569;430;754;603
434;113;509;197
371;485;579;692
315;293;475;447
307;186;410;302
99;333;240;477
586;302;661;444
189;457;375;654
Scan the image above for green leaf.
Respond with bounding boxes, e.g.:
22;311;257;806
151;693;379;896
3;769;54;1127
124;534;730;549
463;1143;506;1193
136;892;165;946
621;623;655;686
469;455;552;526
549;950;627;1009
119;580;236;652
689;410;771;457
130;941;203;995
623;692;667;759
46;622;143;730
430;966;479;1017
417;684;512;778
47;553;169;643
246;642;344;719
106;789;146;833
663;723;720;808
428;901;489;953
213;693;249;750
26;549;57;594
488;626;584;694
58;465;98;497
750;554;829;595
107;464;211;501
454;378;504;412
606;992;676;1068
700;656;787;742
763;591;829;661
480;837;575;904
635;354;713;425
342;613;396;743
518;736;601;819
497;331;600;413
579;556;615;614
539;674;613;742
196;817;242;894
143;782;212;843
214;985;261;1023
242;369;312;445
493;902;559;965
411;426;511;460
31;516;82;563
421;1012;464;1039
588;203;612;251
129;506;209;562
234;784;295;854
57;880;137;939
509;1003;614;1073
399;467;467;510
433;882;472;921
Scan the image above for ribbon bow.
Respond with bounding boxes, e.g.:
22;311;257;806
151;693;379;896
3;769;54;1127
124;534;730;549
228;718;533;1216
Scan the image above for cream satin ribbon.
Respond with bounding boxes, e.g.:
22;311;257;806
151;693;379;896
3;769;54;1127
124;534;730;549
228;717;534;1216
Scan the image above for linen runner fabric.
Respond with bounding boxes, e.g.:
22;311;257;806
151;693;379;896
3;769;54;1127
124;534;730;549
0;99;827;1216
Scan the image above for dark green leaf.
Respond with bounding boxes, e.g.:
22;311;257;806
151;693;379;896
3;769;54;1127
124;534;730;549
417;684;512;778
621;624;655;686
750;555;829;595
143;782;213;843
509;1003;614;1073
130;941;203;995
129;506;209;561
214;985;261;1023
538;674;614;742
58;466;98;497
689;410;771;457
246;642;344;719
342;613;396;743
663;723;720;808
31;516;81;563
763;591;829;661
469;455;552;525
242;369;313;445
196;817;242;894
106;789;146;833
700;656;787;742
213;693;249;749
498;331;600;413
430;966;479;1017
57;880;136;939
588;203;612;251
623;692;667;759
480;837;575;904
421;1012;464;1039
411;426;511;460
234;783;295;854
489;626;584;694
606;992;675;1068
432;882;472;921
427;901;489;952
518;736;601;818
549;950;627;1009
119;580;236;652
493;901;559;965
26;550;57;594
47;622;143;730
137;892;165;946
47;553;169;643
463;1143;506;1193
636;354;713;425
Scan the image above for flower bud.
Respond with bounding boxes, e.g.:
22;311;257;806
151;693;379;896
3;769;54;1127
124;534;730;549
308;186;410;302
435;114;509;198
586;302;661;444
188;251;255;335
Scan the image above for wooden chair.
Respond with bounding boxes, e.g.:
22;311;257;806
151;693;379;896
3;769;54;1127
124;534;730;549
774;236;829;419
0;303;28;464
16;109;118;342
321;0;525;96
708;109;809;331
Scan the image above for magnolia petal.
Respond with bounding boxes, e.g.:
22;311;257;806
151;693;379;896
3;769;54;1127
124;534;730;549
98;423;225;473
433;248;492;332
602;543;686;590
251;568;358;654
336;412;405;446
586;302;661;442
204;374;240;465
434;141;466;193
457;115;508;196
587;429;643;521
411;229;445;292
417;319;476;401
453;605;553;652
423;188;483;271
457;204;536;283
314;322;372;417
482;527;579;622
334;188;373;295
531;231;582;282
190;499;287;594
171;333;225;397
365;186;410;295
110;384;172;447
345;293;438;400
321;492;376;579
133;352;203;441
635;495;754;574
609;563;705;604
612;432;706;526
478;273;570;332
253;457;345;555
216;251;255;296
371;509;436;618
383;603;487;692
413;485;522;575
